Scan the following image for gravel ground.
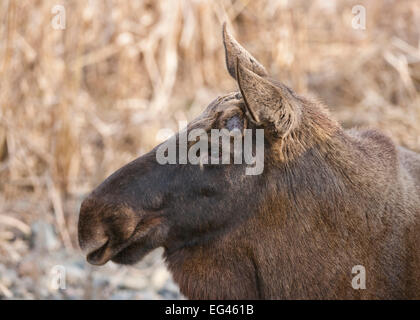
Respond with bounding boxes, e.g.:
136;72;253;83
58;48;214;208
0;218;184;300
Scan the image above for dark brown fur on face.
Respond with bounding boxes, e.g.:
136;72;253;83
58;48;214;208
78;23;420;299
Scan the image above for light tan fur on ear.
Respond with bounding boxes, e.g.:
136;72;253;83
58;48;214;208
222;22;267;80
235;59;300;138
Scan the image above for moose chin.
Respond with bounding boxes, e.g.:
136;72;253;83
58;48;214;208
78;23;420;299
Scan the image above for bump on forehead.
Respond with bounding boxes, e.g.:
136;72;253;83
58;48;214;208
190;92;244;130
205;92;242;113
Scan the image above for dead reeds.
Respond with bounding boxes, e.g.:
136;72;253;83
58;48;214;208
0;0;419;278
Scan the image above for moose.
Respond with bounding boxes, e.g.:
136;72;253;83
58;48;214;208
78;24;420;299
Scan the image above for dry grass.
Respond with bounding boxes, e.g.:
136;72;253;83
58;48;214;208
0;0;419;294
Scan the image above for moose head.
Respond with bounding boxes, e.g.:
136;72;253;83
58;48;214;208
78;23;337;267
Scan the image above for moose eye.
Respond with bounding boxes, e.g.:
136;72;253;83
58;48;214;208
144;202;165;212
198;186;218;198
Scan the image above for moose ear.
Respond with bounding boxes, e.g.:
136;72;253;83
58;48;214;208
222;22;267;80
235;60;300;138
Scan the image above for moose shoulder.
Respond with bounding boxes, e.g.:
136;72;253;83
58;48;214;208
78;23;420;299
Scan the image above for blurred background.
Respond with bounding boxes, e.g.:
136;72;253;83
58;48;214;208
0;0;419;299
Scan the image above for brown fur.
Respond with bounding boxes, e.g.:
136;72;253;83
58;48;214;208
78;24;420;299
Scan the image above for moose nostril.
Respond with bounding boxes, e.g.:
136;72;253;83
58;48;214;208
78;194;108;252
78;218;107;251
79;233;108;252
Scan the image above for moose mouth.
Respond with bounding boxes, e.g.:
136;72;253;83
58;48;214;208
86;240;111;265
86;220;160;265
85;215;164;266
87;237;148;266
